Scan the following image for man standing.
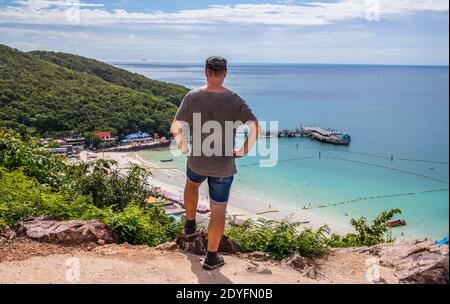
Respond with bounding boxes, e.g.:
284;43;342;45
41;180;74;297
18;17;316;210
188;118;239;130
171;56;259;270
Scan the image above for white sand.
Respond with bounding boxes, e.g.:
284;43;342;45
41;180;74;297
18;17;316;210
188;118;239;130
100;151;353;234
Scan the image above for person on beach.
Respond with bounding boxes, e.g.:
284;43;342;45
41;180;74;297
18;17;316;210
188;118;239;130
171;56;259;270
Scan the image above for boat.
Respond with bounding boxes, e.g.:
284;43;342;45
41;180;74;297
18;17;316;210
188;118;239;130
160;158;173;162
435;236;449;245
386;219;406;227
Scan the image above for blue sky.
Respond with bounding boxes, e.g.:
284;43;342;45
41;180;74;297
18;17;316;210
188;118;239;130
0;0;448;65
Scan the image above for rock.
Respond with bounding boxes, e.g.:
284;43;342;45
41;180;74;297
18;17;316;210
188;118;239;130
155;242;178;251
1;226;16;240
258;268;273;275
332;246;370;254
245;264;272;275
175;232;242;256
304;266;319;280
97;239;106;246
370;240;449;284
16;217;117;245
0;225;16;245
239;251;271;261
281;254;305;271
331;240;449;284
281;254;322;279
246;265;258;272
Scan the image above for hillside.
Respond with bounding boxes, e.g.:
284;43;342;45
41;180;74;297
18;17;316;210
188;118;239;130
30;50;188;106
0;45;187;138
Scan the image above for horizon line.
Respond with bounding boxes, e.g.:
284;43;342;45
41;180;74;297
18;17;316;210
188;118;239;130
106;60;450;68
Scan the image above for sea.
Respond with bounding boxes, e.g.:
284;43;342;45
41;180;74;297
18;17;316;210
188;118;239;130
113;62;449;240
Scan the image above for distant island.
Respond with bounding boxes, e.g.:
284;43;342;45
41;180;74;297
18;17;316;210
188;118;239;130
0;44;189;139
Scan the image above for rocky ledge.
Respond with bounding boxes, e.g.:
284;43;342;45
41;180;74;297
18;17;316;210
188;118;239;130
1;217;448;284
334;240;449;284
14;216;117;245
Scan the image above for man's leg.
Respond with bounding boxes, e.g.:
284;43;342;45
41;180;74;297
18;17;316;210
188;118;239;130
203;175;233;270
184;179;200;221
184;167;207;236
207;202;227;252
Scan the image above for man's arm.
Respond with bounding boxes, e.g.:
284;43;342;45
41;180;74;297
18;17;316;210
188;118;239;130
233;120;260;158
171;119;190;156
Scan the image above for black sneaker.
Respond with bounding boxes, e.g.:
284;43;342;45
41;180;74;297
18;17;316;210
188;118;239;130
203;255;225;270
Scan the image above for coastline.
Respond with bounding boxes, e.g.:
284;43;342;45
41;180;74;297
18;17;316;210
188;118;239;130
99;151;354;235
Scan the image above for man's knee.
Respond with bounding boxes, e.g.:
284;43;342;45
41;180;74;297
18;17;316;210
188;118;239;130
210;201;227;217
186;179;200;190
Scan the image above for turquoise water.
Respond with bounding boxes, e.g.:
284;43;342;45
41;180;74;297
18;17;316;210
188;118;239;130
114;63;449;240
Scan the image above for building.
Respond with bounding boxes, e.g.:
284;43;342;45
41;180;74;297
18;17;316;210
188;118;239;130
121;131;152;145
64;136;85;152
94;132;117;148
46;145;75;157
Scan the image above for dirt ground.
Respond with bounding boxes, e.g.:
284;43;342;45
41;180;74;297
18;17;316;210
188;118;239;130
0;238;396;284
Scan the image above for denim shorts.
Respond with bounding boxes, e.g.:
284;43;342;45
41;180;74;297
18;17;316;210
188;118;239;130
186;166;234;204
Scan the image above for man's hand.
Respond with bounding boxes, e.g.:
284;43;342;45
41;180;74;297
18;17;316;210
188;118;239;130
171;118;190;157
233;120;259;158
233;149;246;158
181;147;190;157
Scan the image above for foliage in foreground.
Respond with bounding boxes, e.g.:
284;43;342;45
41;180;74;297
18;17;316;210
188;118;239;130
0;130;401;256
0;130;154;210
225;208;402;259
225;217;330;259
327;209;401;247
0;130;182;246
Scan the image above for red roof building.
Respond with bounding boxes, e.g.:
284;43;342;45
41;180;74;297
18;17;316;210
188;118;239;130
94;132;112;139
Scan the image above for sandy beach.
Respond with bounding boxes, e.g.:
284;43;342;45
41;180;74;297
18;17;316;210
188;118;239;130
86;150;353;235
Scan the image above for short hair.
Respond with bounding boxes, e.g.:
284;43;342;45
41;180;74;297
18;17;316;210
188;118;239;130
206;56;227;76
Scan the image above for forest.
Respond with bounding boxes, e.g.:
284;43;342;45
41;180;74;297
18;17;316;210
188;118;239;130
0;44;189;138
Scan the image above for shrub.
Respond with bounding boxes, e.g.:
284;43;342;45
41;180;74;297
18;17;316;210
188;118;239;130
0;131;157;211
0;218;7;233
0;130;68;188
225;209;401;258
0;167;182;246
327;209;401;247
105;204;182;246
225;217;329;259
71;160;154;211
0;131;181;247
0;167;48;226
0;167;97;226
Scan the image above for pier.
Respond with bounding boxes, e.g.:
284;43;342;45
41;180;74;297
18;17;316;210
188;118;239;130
273;127;351;145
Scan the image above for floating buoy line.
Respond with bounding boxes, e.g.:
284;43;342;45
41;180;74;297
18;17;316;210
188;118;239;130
301;188;449;210
323;156;449;185
277;142;449;164
397;158;449;165
238;155;316;167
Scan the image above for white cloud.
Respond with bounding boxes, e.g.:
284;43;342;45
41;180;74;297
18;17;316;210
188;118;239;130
0;0;448;27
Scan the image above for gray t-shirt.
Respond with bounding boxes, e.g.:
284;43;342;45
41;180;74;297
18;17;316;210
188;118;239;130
175;88;257;177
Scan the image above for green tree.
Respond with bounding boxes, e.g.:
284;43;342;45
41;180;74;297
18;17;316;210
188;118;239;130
0;44;182;138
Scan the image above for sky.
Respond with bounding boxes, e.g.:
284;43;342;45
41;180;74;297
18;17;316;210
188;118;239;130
0;0;448;65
